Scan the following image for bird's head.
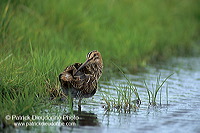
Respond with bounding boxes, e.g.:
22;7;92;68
86;50;103;65
74;50;103;75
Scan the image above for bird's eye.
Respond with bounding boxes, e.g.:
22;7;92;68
87;51;92;58
93;54;96;57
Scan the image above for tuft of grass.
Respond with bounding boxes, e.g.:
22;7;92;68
113;63;141;102
102;84;141;113
102;64;141;112
144;73;173;106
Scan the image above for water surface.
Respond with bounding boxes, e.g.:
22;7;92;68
4;57;200;133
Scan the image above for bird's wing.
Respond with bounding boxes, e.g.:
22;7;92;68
83;74;98;93
59;63;82;88
59;63;97;93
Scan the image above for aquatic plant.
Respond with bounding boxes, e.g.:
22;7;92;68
102;64;141;112
102;84;140;113
102;70;173;112
144;73;173;106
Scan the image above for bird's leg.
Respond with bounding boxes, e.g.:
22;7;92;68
67;89;74;109
71;97;73;108
78;99;82;111
68;96;73;110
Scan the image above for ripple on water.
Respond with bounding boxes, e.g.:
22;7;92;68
5;57;200;133
94;57;200;133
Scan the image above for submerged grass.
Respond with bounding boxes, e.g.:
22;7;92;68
102;73;173;112
0;0;200;127
113;62;141;102
102;64;141;112
144;73;173;106
102;84;141;113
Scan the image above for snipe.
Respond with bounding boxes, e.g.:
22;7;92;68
59;50;103;109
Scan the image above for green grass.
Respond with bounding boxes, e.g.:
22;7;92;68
102;73;172;111
144;73;173;106
102;84;140;113
0;0;200;127
102;64;141;112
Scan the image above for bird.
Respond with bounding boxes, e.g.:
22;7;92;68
59;50;103;109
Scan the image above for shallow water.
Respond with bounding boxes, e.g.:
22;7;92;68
3;57;200;133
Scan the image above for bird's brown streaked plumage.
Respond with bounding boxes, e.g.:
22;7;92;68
59;50;103;108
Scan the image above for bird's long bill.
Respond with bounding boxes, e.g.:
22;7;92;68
73;59;90;76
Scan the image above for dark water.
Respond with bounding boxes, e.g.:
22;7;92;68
3;57;200;133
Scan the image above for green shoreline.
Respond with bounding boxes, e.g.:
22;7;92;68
0;0;200;127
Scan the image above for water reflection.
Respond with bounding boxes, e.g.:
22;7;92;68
61;111;100;127
60;110;100;133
